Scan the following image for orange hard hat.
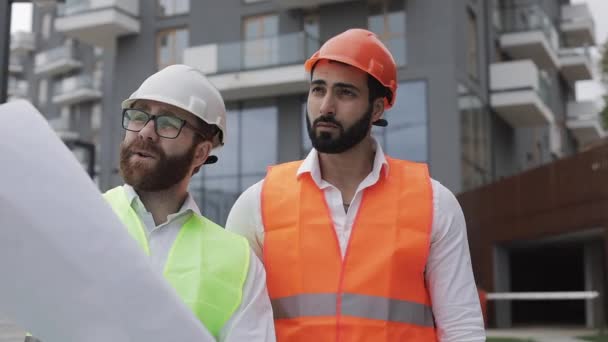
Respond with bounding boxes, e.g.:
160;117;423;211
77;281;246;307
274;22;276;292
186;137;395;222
304;28;398;113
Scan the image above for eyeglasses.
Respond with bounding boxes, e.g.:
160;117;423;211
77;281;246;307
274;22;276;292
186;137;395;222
122;108;205;139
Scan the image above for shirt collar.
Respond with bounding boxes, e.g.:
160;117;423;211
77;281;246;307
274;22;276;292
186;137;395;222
122;184;201;220
296;138;390;187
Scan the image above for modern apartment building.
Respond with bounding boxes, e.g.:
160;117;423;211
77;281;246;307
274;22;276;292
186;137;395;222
5;0;604;330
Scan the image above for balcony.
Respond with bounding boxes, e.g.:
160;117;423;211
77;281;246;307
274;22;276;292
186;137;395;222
8;57;24;74
490;60;554;127
48;116;79;142
10;32;35;54
34;45;82;76
7;79;28;99
566;101;605;146
55;0;140;48
184;32;317;101
499;4;559;70
561;3;596;47
273;0;352;9
52;75;102;106
559;47;593;85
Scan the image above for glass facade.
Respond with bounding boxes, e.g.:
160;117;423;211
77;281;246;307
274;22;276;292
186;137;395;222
368;0;406;67
191;103;278;225
373;81;428;162
156;27;189;70
459;84;491;191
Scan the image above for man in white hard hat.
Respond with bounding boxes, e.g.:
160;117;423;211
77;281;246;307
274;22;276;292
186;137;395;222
109;64;275;341
23;65;275;342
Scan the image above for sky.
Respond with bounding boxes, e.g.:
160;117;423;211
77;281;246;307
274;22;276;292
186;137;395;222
8;1;608;101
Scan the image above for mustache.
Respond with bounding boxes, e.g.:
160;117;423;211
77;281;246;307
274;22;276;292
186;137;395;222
124;139;162;157
313;115;343;128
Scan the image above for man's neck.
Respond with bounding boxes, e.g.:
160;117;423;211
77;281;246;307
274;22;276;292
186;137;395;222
135;181;189;226
318;137;375;204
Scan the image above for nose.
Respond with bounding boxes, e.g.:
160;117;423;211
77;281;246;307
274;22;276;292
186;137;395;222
138;118;158;141
319;93;336;116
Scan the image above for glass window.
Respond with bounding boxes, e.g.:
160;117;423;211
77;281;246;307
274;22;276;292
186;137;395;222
243;14;279;68
192;103;278;225
301;102;312;157
205;110;239;177
156;27;189;70
467;8;479;80
196;177;240;226
459;83;491;191
368;0;406;66
304;13;320;57
244;14;278;39
241;106;278;173
374;81;428;162
157;0;190;16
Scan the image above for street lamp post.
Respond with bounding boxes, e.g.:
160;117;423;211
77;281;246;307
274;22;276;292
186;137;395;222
0;1;13;103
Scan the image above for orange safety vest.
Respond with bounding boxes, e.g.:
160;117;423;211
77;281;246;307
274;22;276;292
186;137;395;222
262;158;437;341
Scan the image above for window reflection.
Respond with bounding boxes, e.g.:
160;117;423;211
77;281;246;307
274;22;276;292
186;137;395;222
459;84;491;191
156;27;189;70
190;104;278;225
374;81;428;162
368;0;406;66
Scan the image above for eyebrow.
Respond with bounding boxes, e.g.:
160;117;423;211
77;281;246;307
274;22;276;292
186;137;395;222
310;79;361;92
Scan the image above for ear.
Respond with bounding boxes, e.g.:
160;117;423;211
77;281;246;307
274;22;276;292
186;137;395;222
371;98;385;123
192;140;213;169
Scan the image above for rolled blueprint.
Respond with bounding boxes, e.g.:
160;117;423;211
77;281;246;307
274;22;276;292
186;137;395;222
0;100;215;342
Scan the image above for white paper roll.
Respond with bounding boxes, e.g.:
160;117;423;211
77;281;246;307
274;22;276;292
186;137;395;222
0;100;215;342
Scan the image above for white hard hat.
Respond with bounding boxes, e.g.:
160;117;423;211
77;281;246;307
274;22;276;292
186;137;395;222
121;64;226;149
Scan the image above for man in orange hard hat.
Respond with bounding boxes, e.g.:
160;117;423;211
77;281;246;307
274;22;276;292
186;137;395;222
226;29;485;341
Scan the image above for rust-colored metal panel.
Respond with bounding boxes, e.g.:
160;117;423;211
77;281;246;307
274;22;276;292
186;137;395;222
458;143;608;296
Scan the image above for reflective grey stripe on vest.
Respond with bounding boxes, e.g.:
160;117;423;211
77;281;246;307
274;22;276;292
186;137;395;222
272;293;435;327
272;293;337;319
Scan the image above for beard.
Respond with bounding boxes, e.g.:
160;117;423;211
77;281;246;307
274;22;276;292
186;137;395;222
119;138;197;192
306;104;373;154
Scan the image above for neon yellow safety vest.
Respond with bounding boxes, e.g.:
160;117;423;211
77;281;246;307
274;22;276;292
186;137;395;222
103;186;250;338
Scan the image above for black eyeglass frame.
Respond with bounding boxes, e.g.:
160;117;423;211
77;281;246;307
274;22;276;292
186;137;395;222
121;108;213;140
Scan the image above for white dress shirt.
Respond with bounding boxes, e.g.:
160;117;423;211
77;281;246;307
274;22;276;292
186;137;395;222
225;142;486;342
123;185;276;342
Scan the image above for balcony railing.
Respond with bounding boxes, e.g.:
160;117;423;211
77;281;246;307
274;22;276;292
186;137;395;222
53;75;96;96
558;46;591;60
57;0;90;15
10;31;35;52
8;56;23;73
8;79;28;98
57;0;139;16
35;45;75;67
536;71;551;107
500;3;559;51
214;32;319;74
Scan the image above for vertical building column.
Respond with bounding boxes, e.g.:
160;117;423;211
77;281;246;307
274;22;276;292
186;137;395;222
584;240;605;329
584;241;596;328
493;245;512;328
99;44;119;191
0;1;12;103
